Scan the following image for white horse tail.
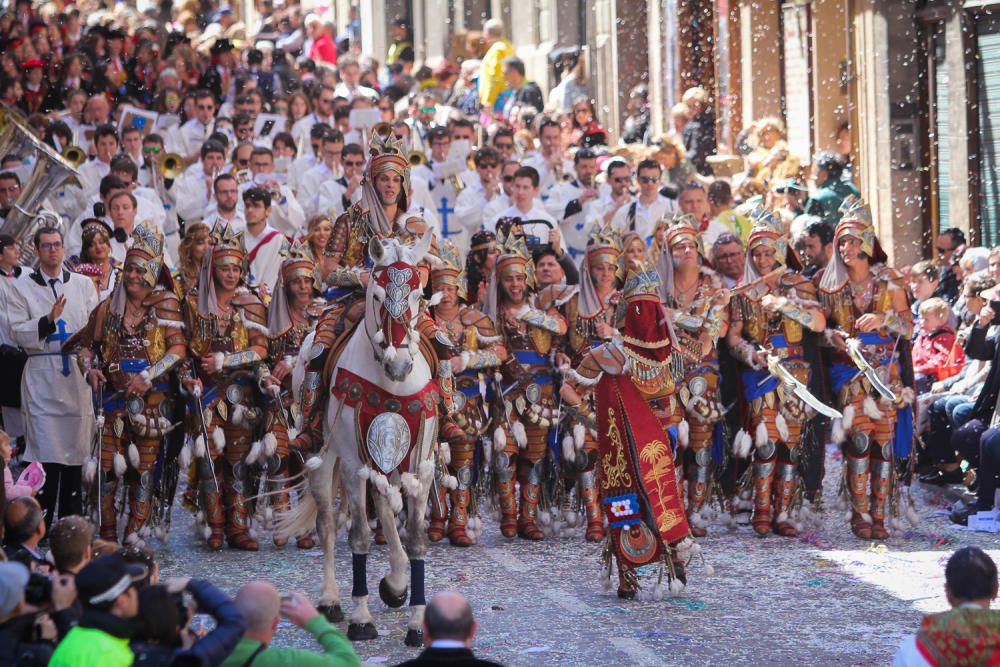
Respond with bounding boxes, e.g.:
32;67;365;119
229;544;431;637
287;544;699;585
273;491;318;539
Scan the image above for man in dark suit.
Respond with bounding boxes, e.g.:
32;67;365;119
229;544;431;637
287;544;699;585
396;591;502;667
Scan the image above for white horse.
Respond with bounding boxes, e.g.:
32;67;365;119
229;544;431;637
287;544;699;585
278;232;438;646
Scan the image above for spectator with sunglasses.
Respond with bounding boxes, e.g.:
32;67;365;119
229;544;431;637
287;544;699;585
610;158;677;241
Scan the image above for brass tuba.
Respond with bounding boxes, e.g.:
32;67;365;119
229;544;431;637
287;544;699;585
408;150;427;167
0;109;79;265
158;152;185;180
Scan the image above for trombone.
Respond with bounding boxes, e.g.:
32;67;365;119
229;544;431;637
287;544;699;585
150;151;184;202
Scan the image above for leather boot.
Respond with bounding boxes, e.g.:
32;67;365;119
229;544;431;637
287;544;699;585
772;460;798;537
751;451;776;536
198;458;225;549
846;442;872;539
870;451;893;540
497;453;517;538
581;470;604;542
124;471;154;539
686;448;713;537
98;471;118;541
447;486;472;547
223;460;258;551
427;485;447;542
517;480;544;541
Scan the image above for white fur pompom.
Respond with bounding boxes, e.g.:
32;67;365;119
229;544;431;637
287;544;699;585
193;434;206;458
383;344;397;361
83;457;98;484
232;404;247;426
775;413;789;443
428;291;444;306
843;405;855;431
263;433;278;457
373;473;390;495
358;465;372;481
704;563;715;576
573;423;585;450
831;418;845;444
400;472;422;498
373;330;385;346
678;420;690;447
113;452;127;477
755;422;770;448
493;427;507;455
734;430;753;459
246;440;263;465
443;475;458;490
860;512;872;524
512;420;527;449
202;525;213;540
438;442;451;465
305;456;323;470
562;435;575;462
863;396;883;421
212;427;226;453
212;352;225;372
669;578;686;596
127;443;140;469
387;485;404;513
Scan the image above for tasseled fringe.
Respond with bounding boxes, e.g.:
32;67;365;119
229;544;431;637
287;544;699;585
775;413;789;443
384;344;397;361
438;442;451;465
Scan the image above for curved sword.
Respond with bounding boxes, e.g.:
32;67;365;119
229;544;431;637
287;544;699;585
765;354;843;420
845;337;897;402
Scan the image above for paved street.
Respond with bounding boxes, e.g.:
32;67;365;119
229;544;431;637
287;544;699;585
156;450;1000;666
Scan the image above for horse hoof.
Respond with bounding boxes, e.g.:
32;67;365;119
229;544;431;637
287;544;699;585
347;622;378;641
404;628;424;647
379;577;408;608
318;604;344;623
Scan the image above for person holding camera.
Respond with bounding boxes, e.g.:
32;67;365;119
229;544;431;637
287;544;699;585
221;582;359;667
49;553;148;667
0;560;79;665
130;577;245;667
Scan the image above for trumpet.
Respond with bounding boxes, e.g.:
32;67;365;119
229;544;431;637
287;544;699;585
158;152;185;180
408;150;427;167
62;145;86;168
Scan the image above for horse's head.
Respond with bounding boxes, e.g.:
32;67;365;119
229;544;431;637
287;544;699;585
365;231;432;381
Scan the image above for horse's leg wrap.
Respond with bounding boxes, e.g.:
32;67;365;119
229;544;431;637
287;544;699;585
409;559;425;606
352;552;369;597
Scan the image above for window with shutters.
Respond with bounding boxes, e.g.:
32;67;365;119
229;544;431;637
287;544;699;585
975;14;1000;246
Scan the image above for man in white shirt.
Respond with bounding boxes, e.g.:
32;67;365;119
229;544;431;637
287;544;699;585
109;155;166;235
489;166;564;252
332;54;379;102
71;124;119;207
106;191;140;264
243;187;286;296
453;146;502;258
591;159;633;232
611;158;677;242
288;123;332;195
545;148;605;261
411;127;475;240
315;143;364;219
119;125;145;168
244;147;305;237
678;181;730;250
166;90;217;163
202;173;247;231
482;160;517;226
522;116;574;194
297;129;344;214
290;85;336;148
173;141;228;224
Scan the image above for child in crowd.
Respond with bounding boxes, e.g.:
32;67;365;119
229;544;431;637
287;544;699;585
913;297;964;393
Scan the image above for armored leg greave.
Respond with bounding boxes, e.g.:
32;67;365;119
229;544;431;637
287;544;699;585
751;444;777;536
870;442;893;540
846;431;872;539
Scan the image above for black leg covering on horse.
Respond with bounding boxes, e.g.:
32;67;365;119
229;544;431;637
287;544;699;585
352;553;368;597
409;559;425;606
